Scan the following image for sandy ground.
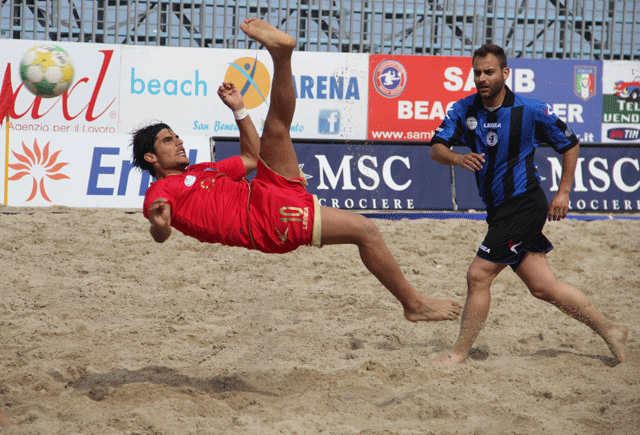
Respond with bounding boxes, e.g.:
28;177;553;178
0;207;638;435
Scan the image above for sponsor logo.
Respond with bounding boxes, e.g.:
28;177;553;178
373;60;407;98
275;226;289;244
479;244;491;253
607;128;640;140
184;175;196;186
0;50;118;125
574;66;596;101
466;117;477;130
318;109;340;134
294;76;360;100
8;139;70;202
130;68;208;97
224;56;271;109
545;154;640;196
483;122;501;129
614;79;640;101
509;240;522;254
486;131;498;146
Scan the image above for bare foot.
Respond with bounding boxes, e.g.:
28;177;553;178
0;411;15;426
404;295;462;322
432;351;467;367
240;18;295;57
604;324;629;364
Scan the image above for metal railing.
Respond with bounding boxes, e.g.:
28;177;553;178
1;0;639;60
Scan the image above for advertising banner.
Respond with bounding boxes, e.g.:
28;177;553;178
214;140;454;210
454;146;640;212
0;39;121;134
120;47;368;140
290;52;369;140
1;131;210;207
602;61;640;143
367;54;472;142
367;55;604;145
507;59;602;144
537;146;640;212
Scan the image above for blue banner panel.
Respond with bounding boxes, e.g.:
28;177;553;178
507;59;602;144
214;141;454;210
536;146;640;212
455;146;640;212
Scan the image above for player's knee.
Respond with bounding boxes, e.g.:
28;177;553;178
527;281;554;300
466;268;492;291
528;287;547;300
355;215;383;244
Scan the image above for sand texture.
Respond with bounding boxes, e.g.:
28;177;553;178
0;207;638;434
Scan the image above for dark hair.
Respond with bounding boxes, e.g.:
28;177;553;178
131;122;171;177
473;44;508;69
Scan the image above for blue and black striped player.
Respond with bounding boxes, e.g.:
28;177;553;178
429;44;628;366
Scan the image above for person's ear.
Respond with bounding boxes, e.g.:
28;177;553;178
144;152;157;164
503;67;510;80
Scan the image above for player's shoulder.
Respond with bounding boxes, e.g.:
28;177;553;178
447;94;478;119
144;176;170;200
512;92;548;112
187;162;217;172
456;93;478;109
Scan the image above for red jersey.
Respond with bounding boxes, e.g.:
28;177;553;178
143;157;321;253
143;157;253;248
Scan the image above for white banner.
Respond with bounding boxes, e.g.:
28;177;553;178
0;39;121;133
119;46;369;140
601;61;640;143
1;131;210;208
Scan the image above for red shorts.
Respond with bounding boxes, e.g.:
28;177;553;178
248;160;321;254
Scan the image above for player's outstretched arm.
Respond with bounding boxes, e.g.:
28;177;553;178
148;198;172;243
217;82;260;175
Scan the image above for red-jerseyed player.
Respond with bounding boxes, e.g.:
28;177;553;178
132;18;461;323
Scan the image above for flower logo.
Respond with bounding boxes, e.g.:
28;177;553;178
8;139;70;202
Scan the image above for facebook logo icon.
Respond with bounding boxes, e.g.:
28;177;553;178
318;109;340;134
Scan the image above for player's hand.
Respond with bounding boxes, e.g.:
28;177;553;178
218;82;244;111
547;192;569;221
457;152;485;171
148;198;172;243
148;198;171;228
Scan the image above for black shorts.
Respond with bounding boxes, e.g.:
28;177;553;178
477;186;553;271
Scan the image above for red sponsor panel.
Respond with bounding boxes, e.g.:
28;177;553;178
368;55;474;142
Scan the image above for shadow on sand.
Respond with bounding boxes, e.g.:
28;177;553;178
50;366;275;401
521;348;618;367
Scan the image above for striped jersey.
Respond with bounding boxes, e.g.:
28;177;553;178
431;86;579;208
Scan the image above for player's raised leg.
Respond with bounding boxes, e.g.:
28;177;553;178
240;18;300;179
320;206;462;322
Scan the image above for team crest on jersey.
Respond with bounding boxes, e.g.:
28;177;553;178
184;175;196;186
466;117;478;130
486;131;498;146
574;66;596;101
373;60;407;98
564;126;574;138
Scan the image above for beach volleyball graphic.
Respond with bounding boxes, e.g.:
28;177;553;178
224;56;271;109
